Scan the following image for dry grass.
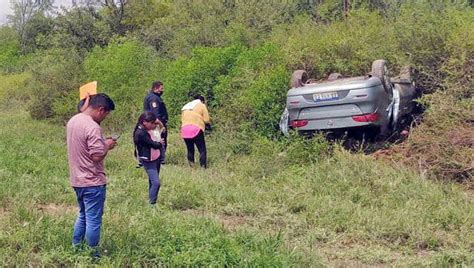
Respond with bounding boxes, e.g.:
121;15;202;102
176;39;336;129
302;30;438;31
379;84;473;185
35;203;77;217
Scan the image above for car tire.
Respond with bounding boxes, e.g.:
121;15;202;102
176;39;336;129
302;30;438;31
290;70;308;88
398;65;418;95
371;59;393;98
399;65;413;81
328;72;343;81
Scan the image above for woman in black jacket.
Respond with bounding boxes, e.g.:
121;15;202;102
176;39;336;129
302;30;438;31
133;111;163;207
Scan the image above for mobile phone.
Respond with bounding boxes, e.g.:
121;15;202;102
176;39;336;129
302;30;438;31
111;134;121;141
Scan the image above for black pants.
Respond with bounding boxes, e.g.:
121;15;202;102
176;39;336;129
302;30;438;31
183;130;206;168
160;129;168;163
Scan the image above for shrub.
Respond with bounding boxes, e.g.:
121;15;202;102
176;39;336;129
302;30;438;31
25;48;84;120
392;3;458;93
441;8;474;98
213;43;287;137
283;131;332;165
0;27;22;73
162;45;243;127
82;38;163;129
238;66;289;137
84;38;158;92
271;11;399;78
0;73;31;109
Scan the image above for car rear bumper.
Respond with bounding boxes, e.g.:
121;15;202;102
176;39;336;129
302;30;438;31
292;116;380;131
295;104;377;130
287;85;390;131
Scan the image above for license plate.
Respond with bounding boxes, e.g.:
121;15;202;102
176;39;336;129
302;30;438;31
313;92;338;102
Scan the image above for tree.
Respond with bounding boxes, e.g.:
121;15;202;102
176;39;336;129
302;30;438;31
51;6;112;52
8;0;53;53
71;0;129;35
122;0;169;31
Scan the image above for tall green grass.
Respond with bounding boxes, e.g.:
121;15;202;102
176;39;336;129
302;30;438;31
0;107;472;266
0;72;31;109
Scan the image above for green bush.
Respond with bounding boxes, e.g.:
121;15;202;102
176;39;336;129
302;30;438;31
271;3;470;91
441;8;474;98
240;66;288;137
139;1;304;58
271;11;399;78
0;73;31;109
25;48;84;120
283;132;332;166
213;43;287;137
83;38;164;129
391;3;461;92
46;7;112;52
0;27;22;73
84;38;158;92
162;45;243;127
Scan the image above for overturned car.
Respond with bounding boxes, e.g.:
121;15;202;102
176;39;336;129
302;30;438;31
280;60;418;139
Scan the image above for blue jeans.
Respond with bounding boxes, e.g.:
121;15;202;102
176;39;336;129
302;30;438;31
142;159;161;204
73;185;106;247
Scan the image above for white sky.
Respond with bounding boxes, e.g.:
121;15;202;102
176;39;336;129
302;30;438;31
0;0;72;24
0;0;14;24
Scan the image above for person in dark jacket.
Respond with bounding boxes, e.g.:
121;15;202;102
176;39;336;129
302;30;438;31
133;111;164;207
143;81;168;164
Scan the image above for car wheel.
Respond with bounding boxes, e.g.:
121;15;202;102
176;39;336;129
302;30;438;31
328;72;343;81
371;59;393;98
399;65;413;81
399;65;418;95
290;70;308;88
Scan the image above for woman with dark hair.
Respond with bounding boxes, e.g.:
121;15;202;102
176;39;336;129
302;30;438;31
133;111;164;207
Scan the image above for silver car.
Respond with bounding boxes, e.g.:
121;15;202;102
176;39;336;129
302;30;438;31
280;60;418;138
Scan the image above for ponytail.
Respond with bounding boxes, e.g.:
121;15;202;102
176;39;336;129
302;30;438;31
133;111;157;143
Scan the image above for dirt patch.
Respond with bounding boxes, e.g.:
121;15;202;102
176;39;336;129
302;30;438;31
317;244;436;267
0;207;12;223
182;209;248;231
36;203;77;217
182;208;209;217
219;215;247;231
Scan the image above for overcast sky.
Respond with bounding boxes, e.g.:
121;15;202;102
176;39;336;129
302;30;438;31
0;0;72;24
0;0;14;24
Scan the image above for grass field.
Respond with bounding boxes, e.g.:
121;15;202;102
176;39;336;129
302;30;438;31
0;107;473;266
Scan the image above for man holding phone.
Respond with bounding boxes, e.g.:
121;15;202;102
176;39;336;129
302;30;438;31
66;93;116;257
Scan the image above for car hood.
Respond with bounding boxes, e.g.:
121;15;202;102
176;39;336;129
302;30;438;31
287;76;382;96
